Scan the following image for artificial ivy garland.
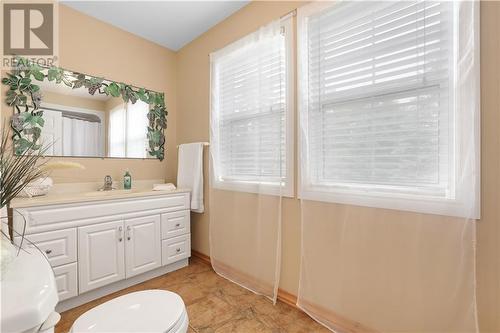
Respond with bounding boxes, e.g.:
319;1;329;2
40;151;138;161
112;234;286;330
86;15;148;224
1;57;167;160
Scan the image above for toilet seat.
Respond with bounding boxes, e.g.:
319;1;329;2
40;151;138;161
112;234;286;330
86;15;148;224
70;290;188;333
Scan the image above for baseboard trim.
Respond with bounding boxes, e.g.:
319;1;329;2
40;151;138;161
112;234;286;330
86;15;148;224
276;288;298;308
192;249;210;265
192;250;297;308
191;250;376;333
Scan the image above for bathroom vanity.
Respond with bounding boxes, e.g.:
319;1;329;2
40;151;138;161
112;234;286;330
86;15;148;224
10;189;191;312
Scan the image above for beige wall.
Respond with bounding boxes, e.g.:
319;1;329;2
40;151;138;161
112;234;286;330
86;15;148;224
1;4;178;184
477;2;500;332
176;1;500;332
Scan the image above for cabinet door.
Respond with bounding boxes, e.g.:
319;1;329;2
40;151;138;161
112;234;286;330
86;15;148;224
78;220;125;293
125;215;161;278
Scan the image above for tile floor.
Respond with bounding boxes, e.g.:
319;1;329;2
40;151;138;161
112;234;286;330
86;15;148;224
56;257;330;333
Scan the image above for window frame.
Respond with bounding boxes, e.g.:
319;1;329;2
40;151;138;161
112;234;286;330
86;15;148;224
297;1;480;218
210;17;295;197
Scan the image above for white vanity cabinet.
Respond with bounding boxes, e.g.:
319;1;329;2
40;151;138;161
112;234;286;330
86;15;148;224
12;190;191;311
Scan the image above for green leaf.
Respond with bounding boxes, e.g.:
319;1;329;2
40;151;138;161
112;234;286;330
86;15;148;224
18;94;27;105
106;82;120;97
148;130;161;144
37;116;45;127
30;63;42;71
149;149;160;158
19;111;32;122
137;88;148;102
47;67;59;81
147;92;156;104
15;138;33;155
5;90;27;106
32;70;45;81
89;77;103;85
5;90;17;105
32;126;42;142
27;115;44;127
19;80;32;91
155;93;165;106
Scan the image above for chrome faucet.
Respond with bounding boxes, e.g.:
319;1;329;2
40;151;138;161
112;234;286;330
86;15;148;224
100;175;115;191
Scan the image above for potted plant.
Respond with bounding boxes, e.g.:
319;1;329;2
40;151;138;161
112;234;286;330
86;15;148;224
0;124;49;277
0;125;50;240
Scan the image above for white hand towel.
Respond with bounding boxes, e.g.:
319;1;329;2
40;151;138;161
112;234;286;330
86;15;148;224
177;143;204;213
152;183;176;191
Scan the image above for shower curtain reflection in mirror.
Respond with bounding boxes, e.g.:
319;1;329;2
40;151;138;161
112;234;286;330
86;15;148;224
39;105;104;157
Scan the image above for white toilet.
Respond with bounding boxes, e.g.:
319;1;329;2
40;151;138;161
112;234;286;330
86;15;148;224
70;290;189;333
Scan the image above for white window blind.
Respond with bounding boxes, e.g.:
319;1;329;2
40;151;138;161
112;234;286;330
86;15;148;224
210;18;293;195
298;1;480;217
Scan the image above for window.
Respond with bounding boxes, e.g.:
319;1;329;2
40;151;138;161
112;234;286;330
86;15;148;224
210;18;293;195
108;100;149;158
298;1;480;217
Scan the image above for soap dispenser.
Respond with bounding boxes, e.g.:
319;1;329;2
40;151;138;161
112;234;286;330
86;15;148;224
123;170;132;190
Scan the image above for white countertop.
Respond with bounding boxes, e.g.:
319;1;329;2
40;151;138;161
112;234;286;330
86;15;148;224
10;182;190;209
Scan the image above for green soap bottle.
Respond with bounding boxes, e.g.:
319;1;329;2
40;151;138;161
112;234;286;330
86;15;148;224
124;170;132;190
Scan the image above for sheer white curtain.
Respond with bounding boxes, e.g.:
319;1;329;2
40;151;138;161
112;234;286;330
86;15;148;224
62;117;101;157
297;1;479;331
209;18;292;301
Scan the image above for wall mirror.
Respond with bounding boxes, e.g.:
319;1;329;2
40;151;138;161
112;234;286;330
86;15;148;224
2;58;167;160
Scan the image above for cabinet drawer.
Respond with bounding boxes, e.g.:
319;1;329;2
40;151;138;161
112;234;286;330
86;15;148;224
162;234;191;266
16;228;77;267
53;262;78;301
161;210;190;239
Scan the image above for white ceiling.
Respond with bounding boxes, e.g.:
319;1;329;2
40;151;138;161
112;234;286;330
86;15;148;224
62;1;250;51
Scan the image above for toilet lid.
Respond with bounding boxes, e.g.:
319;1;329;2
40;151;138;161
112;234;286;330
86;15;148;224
71;290;186;333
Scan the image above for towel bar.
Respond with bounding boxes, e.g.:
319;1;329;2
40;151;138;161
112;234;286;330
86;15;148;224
176;142;209;148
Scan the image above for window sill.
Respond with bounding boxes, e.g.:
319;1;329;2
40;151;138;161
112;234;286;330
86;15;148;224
299;186;479;219
212;179;294;198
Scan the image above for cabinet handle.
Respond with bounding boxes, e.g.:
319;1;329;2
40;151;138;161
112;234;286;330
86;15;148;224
127;225;131;241
176;248;181;253
118;226;123;242
175;223;180;227
45;249;52;255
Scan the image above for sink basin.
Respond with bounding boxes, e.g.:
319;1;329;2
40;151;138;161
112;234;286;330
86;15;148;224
84;189;138;197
